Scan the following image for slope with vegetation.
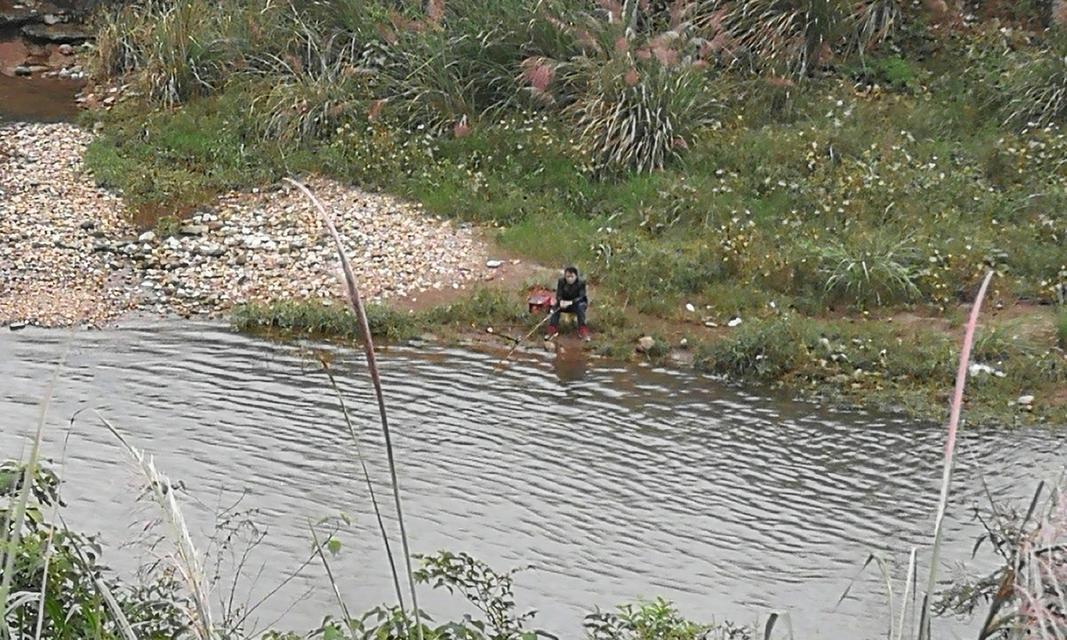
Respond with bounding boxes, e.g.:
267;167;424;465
79;0;1066;425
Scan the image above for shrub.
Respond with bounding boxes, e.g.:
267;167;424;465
565;58;717;174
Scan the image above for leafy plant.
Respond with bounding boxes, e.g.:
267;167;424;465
0;461;188;640
854;55;920;92
414;552;542;640
585;598;752;640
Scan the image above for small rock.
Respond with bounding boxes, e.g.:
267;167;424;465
13;65;32;77
138;231;156;243
197;243;225;257
180;224;208;236
58;43;74;56
685;303;696;312
79;220;96;230
679;338;688;347
637;336;656;353
9;321;28;331
1017;395;1035;406
727;317;743;328
43;14;60;25
486;259;504;268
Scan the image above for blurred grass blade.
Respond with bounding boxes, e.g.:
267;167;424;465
919;270;994;640
322;364;407;611
284;177;423;640
308;521;352;623
763;612;778;640
896;547;917;640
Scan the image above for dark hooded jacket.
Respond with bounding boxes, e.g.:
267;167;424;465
556;267;588;306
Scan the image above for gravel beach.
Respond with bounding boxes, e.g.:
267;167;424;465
0;122;495;327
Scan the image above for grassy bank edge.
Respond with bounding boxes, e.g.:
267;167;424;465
230;288;1066;428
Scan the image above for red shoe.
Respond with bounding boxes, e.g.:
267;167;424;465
578;326;591;341
545;325;559;339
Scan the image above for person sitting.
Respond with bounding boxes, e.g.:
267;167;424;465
546;265;590;341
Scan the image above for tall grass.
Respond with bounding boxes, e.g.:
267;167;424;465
1001;34;1067;129
720;0;849;75
565;58;716;174
100;417;215;640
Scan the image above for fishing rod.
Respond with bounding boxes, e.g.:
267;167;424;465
495;311;554;369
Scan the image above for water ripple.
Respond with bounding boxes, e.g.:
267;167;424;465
0;320;1063;640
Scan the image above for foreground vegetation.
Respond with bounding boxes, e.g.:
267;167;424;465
78;0;1066;424
0;461;764;640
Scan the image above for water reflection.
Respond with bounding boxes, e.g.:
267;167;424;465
551;342;589;382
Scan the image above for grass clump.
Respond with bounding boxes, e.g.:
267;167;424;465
1000;32;1067;129
802;231;922;309
233;300;418;342
695;316;813;381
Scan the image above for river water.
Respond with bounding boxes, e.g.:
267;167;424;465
1;321;1063;639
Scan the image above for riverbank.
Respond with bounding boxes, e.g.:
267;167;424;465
5;0;1066;425
1;121;517;326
